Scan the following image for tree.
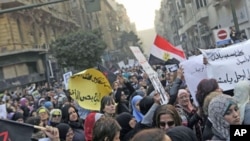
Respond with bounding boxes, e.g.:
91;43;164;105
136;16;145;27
118;31;143;59
50;29;107;70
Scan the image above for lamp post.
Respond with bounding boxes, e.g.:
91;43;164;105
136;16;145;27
230;0;240;32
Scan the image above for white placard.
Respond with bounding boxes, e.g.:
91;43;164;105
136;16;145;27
0;104;7;119
63;71;72;90
130;46;168;104
117;61;126;69
180;55;208;106
128;59;135;67
200;40;250;91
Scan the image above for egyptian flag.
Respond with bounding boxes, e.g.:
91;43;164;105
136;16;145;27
149;35;186;65
0;119;34;141
97;64;117;85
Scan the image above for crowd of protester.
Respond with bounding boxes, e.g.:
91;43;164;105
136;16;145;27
1;64;248;141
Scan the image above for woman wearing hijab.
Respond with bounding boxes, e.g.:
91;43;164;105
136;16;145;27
61;104;85;141
56;123;74;141
233;80;250;124
116;112;137;141
175;89;202;141
208;94;241;140
131;95;144;122
166;126;198;141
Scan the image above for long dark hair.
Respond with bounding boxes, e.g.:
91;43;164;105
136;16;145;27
196;78;219;107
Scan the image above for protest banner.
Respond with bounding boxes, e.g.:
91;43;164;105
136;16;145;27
0;104;7;119
180;55;208;106
63;71;72;90
68;68;112;111
200;39;250;91
130;46;168;104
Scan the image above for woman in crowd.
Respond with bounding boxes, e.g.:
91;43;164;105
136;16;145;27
208;94;241;140
84;112;104;141
92;117;121;141
233;80;250;124
131;95;144;122
130;128;172;141
195;78;222;140
56;123;75;141
166;126;198;141
61;104;85;141
49;109;62;127
100;95;116;118
11;112;24;123
153;104;182;132
116;112;137;141
175;88;202;141
26;116;46;141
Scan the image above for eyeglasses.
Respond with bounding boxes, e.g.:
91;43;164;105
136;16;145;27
159;121;175;127
52;115;61;117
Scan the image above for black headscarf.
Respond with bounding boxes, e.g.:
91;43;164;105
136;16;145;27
139;96;154;115
116;112;134;140
56;123;71;141
166;126;198;141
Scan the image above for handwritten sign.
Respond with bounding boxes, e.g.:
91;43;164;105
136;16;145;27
63;71;72;90
68;68;112;111
0;104;7;119
180;55;208;106
200;40;250;91
130;46;168;104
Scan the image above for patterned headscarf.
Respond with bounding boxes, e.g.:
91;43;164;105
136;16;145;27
208;94;237;140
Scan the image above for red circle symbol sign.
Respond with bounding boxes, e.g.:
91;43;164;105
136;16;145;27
217;30;227;40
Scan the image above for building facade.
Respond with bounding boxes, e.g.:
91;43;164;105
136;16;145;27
0;0;136;91
155;0;250;56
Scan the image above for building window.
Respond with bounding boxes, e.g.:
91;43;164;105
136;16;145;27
17;18;24;43
0;67;3;80
27;62;38;74
196;0;207;9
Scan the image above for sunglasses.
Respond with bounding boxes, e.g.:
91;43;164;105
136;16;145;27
52;115;61;117
159;121;175;127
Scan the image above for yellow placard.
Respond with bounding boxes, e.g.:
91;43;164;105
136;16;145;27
68;68;112;111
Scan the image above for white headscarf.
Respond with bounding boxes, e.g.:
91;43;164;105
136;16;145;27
233;80;250;123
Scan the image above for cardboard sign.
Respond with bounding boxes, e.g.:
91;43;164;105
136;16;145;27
68;68;112;111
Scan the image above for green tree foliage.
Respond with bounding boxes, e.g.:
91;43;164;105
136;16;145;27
50;29;107;70
120;31;143;52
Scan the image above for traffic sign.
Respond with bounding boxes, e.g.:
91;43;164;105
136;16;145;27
217;30;227;40
213;27;231;46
